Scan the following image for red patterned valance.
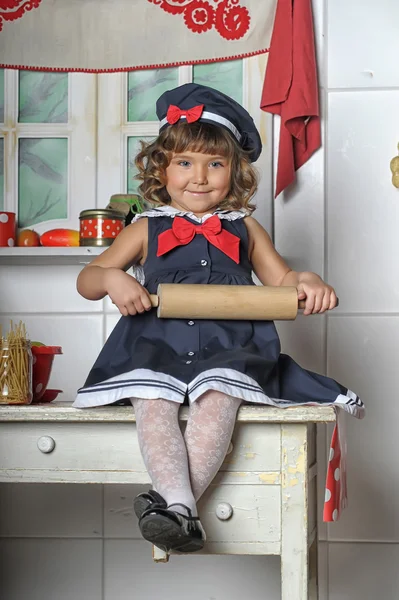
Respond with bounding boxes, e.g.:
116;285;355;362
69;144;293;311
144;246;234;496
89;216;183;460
0;0;321;197
0;0;276;72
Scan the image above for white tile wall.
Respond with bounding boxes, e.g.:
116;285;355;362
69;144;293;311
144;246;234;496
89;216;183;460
327;317;399;542
326;0;399;599
274;147;326;275
327;91;399;313
0;483;103;538
276;314;325;374
0;539;103;600
328;1;399;89
329;543;399;600
104;540;281;600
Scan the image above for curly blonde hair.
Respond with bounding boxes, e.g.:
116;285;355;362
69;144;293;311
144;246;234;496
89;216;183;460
134;122;258;212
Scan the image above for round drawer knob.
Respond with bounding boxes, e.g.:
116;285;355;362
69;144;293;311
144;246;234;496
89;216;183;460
37;436;56;454
216;502;233;521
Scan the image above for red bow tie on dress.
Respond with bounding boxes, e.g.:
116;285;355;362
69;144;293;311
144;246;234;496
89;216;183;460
157;215;240;264
166;104;204;125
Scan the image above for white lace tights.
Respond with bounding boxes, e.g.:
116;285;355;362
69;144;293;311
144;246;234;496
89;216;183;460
131;391;242;517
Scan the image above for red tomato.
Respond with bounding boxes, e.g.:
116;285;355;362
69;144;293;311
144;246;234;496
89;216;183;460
17;229;41;247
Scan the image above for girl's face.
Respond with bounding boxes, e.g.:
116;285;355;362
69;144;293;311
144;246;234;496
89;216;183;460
165;151;231;216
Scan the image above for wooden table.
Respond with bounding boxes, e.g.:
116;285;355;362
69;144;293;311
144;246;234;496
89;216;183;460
0;402;335;599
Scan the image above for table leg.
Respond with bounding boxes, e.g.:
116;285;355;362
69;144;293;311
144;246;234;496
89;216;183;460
280;424;311;599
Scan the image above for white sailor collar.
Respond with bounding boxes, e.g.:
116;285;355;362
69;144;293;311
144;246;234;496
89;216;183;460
132;205;248;224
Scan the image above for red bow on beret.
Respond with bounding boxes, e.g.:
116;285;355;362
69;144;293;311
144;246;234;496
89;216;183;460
166;104;204;125
157;215;240;264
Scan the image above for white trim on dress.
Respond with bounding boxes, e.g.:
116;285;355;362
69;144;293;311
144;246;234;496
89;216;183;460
73;366;365;419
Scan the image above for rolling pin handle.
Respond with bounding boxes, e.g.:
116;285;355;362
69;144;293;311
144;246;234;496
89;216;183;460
150;294;159;308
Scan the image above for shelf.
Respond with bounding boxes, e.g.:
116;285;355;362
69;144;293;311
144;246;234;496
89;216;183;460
0;246;104;265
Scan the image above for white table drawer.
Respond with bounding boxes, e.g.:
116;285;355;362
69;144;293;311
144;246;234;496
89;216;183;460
0;423;148;482
201;484;280;543
0;422;281;483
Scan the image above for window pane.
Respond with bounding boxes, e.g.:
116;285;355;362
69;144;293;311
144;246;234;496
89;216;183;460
193;61;243;104
19;71;68;123
18;138;68;228
127;69;178;122
0;138;3;210
0;70;4;123
127;136;153;194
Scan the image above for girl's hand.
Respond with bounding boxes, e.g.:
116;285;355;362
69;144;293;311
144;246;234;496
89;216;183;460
104;268;152;316
297;278;338;316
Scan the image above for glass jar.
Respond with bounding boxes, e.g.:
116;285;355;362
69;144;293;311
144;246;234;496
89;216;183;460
79;209;125;247
0;339;33;405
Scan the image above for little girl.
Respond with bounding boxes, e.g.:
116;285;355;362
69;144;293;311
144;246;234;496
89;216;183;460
73;83;364;553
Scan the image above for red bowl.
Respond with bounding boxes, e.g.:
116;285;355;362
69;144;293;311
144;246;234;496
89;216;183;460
31;346;62;402
34;389;63;404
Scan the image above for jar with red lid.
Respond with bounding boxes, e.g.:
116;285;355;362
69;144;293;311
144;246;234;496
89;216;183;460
79;209;125;246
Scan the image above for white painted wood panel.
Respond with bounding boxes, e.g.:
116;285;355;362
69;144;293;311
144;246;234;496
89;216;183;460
0;402;335;423
328;0;399;88
0;483;102;538
312;0;325;89
274;145;325;276
0;539;103;600
327;316;399;541
223;423;280;472
327;91;399;312
104;540;281;600
0;422;148;475
0;266;101;313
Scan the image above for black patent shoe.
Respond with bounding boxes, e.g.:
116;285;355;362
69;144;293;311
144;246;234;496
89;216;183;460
133;490;167;519
138;503;206;553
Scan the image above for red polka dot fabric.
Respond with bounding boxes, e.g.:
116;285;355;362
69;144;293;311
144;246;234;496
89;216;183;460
323;413;348;522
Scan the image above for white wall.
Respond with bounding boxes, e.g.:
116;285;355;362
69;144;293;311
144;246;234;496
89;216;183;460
277;1;399;599
1;1;397;598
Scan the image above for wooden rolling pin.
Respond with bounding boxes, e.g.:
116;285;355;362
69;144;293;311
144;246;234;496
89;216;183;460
148;284;338;321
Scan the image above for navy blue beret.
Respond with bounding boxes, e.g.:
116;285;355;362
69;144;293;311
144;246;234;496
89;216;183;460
156;83;262;163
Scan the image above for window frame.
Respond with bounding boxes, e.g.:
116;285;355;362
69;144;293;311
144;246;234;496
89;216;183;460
0;70;97;234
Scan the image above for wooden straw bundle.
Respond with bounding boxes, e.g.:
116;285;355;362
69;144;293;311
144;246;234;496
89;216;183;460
0;321;32;405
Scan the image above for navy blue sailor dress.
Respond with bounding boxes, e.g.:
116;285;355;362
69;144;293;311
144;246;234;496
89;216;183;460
73;209;364;421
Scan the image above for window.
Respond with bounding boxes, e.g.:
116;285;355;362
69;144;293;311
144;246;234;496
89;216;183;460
0;57;272;234
0;70;96;234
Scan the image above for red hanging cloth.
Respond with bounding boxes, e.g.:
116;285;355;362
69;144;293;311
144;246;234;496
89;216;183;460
261;0;321;197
